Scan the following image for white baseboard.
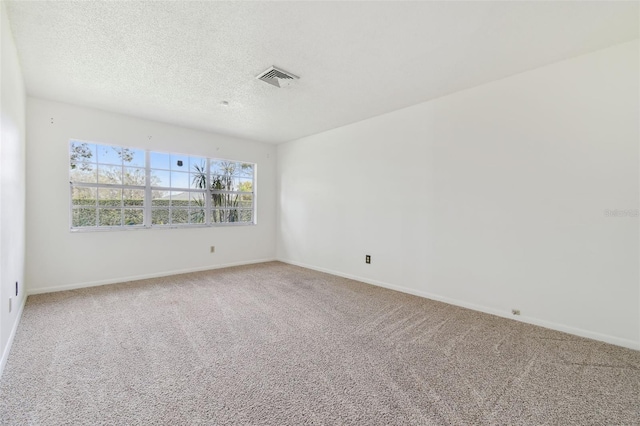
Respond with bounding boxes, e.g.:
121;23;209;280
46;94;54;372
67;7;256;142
278;258;640;351
0;295;27;378
27;258;277;295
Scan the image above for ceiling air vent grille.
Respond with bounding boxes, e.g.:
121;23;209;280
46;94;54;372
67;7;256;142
257;66;299;88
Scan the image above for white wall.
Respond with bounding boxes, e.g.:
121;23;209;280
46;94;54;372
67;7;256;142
0;1;27;373
26;98;277;294
278;40;640;349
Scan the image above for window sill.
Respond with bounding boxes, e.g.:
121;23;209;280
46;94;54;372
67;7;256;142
70;222;256;233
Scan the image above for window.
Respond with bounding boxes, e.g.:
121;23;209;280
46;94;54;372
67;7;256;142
69;140;256;230
70;142;146;228
210;160;254;224
149;152;207;226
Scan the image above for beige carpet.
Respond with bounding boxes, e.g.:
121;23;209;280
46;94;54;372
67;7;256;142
1;262;639;425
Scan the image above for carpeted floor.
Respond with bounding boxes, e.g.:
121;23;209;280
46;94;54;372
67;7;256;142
1;262;639;425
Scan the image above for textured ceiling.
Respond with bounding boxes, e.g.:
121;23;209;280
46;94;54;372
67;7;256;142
5;1;639;144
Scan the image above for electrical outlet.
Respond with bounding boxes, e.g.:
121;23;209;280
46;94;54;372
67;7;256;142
210;246;215;253
365;255;371;264
511;309;521;316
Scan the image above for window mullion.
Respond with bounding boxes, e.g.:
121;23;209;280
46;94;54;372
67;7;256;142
145;150;152;227
205;158;211;225
73;182;145;190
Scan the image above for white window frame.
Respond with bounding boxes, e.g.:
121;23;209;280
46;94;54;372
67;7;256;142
147;153;209;228
69;140;256;231
209;159;256;225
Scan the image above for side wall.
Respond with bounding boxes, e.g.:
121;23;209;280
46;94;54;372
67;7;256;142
0;2;27;374
277;40;640;349
26;98;277;294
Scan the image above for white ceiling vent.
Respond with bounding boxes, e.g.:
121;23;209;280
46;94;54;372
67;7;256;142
256;66;299;88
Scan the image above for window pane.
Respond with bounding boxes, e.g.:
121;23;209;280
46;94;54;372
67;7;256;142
210;161;223;175
98;188;122;207
72;208;96;227
123;167;146;186
171;191;189;207
150;152;170;170
240;209;253;223
228;209;241;222
237;178;253;192
98;164;122;184
211;208;241;223
219;178;236;192
211;193;223;208
152;191;170;207
123;189;144;206
98;209;122;226
210;174;229;191
124;209;144;226
72;187;97;206
238;193;253;208
190;208;205;224
190;192;205;208
239;163;254;177
190;159;207;189
211;193;225;208
226;193;240;208
97;145;123;165
70;163;97;184
211;208;222;223
70;142;96;171
150;169;170;188
125;148;145;167
211;161;237;177
171;171;189;189
172;208;189;224
152;209;170;225
190;156;206;170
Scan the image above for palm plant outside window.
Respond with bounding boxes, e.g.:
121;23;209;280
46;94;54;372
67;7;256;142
201;161;254;223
